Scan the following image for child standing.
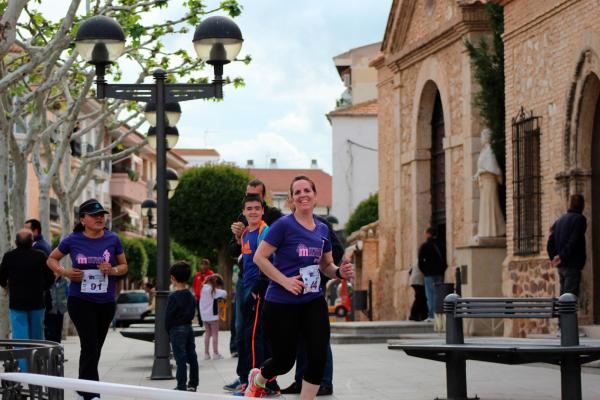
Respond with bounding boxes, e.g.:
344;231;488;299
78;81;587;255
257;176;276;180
199;274;227;360
165;261;199;391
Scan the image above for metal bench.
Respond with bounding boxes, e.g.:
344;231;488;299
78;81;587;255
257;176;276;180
388;293;600;400
120;325;204;342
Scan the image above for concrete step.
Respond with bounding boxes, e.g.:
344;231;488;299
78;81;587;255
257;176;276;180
581;325;600;339
329;321;434;344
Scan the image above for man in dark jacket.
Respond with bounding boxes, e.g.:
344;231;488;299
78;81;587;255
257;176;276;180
418;227;447;320
24;218;51;256
0;229;54;370
547;194;587;297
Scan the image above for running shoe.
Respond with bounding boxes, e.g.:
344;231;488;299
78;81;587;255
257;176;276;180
232;384;247;397
223;377;242;392
245;368;269;398
212;353;224;360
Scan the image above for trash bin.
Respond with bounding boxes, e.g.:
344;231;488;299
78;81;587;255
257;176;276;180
434;283;454;314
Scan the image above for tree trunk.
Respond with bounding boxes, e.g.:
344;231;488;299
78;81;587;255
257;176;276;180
0;126;12;339
10;155;27;233
217;245;233;327
38;180;52;240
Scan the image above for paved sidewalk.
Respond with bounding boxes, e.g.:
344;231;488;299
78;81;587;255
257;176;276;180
59;329;600;399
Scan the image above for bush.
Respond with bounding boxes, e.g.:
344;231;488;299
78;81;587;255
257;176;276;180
345;193;379;236
139;238;158;281
120;236;148;283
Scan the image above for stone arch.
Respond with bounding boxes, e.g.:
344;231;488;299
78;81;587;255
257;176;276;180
564;34;600;173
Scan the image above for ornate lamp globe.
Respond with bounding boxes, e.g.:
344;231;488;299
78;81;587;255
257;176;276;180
192;16;243;65
75;15;126;64
147;126;179;150
144;101;182;127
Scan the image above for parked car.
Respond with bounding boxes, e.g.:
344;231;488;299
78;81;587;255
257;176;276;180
114;290;149;327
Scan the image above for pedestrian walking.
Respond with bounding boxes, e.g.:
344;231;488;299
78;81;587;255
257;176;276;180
246;175;354;399
47;199;128;400
0;229;54;370
547;194;587;297
418;227;447;321
165;261;199;392
199;274;227;360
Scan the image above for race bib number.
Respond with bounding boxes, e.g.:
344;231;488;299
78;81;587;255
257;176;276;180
299;264;321;294
81;270;108;294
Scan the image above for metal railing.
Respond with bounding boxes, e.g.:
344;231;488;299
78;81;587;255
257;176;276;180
0;340;64;400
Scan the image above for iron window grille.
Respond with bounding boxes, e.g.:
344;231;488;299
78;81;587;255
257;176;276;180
512;107;542;256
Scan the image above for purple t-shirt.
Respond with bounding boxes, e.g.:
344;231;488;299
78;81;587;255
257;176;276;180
58;230;123;304
263;214;332;304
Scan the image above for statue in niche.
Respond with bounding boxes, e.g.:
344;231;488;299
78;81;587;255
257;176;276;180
474;127;506;237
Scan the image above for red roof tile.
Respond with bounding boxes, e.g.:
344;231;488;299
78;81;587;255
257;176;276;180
173;148;220;157
327;99;378;117
247;168;332;208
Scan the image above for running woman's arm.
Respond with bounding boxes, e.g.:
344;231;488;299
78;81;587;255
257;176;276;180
254;240;305;295
319;252;354;281
99;253;128;276
47;248;84;282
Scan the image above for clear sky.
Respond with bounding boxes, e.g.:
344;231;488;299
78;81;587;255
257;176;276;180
37;0;393;173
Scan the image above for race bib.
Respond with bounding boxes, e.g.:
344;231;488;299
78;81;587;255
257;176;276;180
299;264;321;294
81;270;108;293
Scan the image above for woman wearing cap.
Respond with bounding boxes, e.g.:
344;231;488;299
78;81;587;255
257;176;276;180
246;176;354;399
48;199;128;400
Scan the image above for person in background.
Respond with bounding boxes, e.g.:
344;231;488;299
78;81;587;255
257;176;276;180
408;262;428;322
165;261;199;392
199;273;227;360
0;229;54;370
24;218;52;256
418;227;447;322
192;258;214;326
547;194;587;297
45;273;69;343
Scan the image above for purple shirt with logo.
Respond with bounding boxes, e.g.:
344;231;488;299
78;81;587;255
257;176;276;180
263;214;332;304
58;230;123;304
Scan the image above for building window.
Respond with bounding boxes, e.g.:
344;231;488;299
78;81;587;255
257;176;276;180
512;107;542;255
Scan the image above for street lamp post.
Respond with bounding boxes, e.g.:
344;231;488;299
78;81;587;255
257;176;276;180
75;14;243;380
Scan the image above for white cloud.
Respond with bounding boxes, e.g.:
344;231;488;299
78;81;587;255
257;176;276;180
215;132;312;169
267;110;311;133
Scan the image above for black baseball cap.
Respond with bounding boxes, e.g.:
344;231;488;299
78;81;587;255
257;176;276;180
78;199;109;216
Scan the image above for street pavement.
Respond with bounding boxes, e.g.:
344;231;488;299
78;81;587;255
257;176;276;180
59;329;600;400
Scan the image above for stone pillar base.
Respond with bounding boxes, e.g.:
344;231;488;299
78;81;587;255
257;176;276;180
455;237;507;336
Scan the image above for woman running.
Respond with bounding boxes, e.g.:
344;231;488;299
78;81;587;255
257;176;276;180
247;175;354;399
47;199;128;400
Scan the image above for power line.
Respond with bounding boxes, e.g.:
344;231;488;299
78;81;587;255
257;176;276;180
346;139;377;152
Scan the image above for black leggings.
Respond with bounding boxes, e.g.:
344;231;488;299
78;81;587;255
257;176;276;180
67;296;115;400
261;297;329;385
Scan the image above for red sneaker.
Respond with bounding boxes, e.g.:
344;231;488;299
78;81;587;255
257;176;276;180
245;368;269;398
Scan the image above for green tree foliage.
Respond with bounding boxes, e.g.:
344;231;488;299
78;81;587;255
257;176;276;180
169;164;249;257
171;240;199;278
138;237;157;281
465;4;505;171
120;236;148;283
345;193;379;236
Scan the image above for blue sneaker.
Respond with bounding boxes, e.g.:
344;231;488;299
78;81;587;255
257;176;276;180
232;383;247;396
223;377;242;392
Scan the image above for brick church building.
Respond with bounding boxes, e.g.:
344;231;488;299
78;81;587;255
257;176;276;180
371;0;600;336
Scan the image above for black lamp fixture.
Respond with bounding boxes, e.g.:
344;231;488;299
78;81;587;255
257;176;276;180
145;101;182;127
147;126;179;150
193;15;244;79
141;198;157;231
75;13;243;381
165;168;180;191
